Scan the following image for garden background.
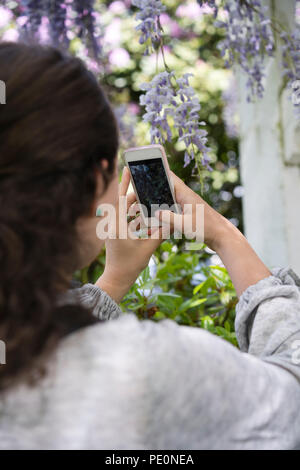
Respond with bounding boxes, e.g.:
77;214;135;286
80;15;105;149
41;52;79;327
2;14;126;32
0;0;299;347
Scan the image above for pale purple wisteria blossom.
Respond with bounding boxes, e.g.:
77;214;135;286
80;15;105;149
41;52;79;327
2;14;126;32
139;71;210;169
131;0;166;53
21;0;44;37
197;0;218;17
198;0;299;113
215;0;274;101
73;0;101;58
281;27;300;116
15;1;66;44
46;0;68;47
10;0;102;58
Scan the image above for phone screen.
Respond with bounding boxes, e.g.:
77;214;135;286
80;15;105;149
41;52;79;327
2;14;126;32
128;158;175;217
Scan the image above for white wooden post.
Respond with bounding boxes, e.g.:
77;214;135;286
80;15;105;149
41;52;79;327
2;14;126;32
237;0;300;273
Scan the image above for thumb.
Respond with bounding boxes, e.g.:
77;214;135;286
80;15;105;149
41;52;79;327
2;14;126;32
155;210;184;233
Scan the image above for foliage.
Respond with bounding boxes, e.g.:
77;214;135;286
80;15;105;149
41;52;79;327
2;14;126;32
1;0;253;345
74;241;238;347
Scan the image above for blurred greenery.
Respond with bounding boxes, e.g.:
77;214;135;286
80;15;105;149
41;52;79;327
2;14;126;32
75;1;241;345
1;0;242;345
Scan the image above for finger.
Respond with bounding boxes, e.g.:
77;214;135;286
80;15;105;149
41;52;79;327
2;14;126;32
119;166;131;197
170;171;186;195
155;210;184;233
128;215;142;235
144;225;169;245
147;221;173;240
128;202;141;217
147;225;164;239
126;192;137;210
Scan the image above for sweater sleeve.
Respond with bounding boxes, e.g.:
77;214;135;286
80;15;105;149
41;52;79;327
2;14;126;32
235;267;300;379
60;283;122;321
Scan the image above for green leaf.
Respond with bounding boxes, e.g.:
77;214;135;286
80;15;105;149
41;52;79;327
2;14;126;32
201;315;214;329
193;281;206;295
178;297;207;313
220;290;232;305
156;293;182;313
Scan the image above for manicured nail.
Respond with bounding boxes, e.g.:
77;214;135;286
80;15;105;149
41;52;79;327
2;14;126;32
96;206;102;217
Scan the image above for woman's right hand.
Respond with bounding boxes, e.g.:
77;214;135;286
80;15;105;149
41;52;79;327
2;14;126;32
155;171;271;298
155;171;231;252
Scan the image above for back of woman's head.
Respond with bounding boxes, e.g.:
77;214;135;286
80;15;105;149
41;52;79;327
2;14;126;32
0;42;119;390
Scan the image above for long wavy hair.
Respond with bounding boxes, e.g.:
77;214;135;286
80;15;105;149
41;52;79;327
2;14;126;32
0;42;119;391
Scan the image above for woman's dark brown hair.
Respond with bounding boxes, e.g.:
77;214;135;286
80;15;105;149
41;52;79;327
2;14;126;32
0;42;119;390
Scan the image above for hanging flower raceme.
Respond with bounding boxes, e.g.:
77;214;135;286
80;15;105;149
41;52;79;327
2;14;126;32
131;0;166;54
73;0;100;59
139;71;210;170
14;0;102;59
21;0;45;37
281;27;300;115
46;0;68;47
214;0;274;101
198;0;300;113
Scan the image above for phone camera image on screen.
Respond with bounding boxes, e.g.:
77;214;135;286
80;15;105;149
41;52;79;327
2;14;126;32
129;158;175;218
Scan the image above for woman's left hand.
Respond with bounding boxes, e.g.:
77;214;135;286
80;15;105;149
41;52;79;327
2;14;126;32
96;167;164;303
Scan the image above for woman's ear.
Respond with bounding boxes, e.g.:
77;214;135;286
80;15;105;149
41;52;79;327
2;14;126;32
92;158;119;216
94;166;106;201
101;159;109;170
94;159;111;199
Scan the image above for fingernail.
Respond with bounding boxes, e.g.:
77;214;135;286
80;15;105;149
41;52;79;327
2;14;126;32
96;206;102;217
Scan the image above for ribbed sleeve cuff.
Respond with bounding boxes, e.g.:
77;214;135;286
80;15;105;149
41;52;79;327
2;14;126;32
235;267;300;351
58;283;122;321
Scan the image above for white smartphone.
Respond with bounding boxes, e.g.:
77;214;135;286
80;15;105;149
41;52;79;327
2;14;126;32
123;144;180;226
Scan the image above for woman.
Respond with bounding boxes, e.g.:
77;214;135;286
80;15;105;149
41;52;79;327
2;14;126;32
0;42;300;450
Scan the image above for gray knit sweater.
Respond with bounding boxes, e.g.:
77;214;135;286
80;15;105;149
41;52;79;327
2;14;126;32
0;267;300;450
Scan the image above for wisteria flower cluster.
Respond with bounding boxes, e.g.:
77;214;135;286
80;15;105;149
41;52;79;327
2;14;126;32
20;0;45;36
73;0;100;58
198;0;300;109
197;0;218;17
19;0;101;58
139;72;210;169
216;0;274;101
131;0;166;53
45;0;68;47
281;28;300;115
